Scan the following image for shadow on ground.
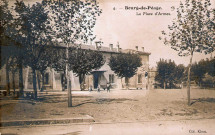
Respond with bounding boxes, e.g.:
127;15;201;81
191;98;215;105
60;131;81;135
0;94;94;106
72;98;137;107
34;95;93;103
1;133;18;135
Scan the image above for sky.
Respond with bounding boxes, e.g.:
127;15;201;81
8;0;215;67
93;0;215;67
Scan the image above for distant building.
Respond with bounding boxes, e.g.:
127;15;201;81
0;44;151;90
148;67;157;89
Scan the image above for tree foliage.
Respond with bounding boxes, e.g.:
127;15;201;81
0;0;14;68
191;58;215;86
202;73;215;88
161;0;215;56
1;0;102;101
45;0;101;95
68;48;105;90
0;0;13;49
160;0;215;105
45;0;102;44
14;0;51;99
51;46;69;69
109;53;142;79
191;60;207;85
174;64;186;83
155;59;185;89
14;0;51;67
207;58;215;77
0;0;21;95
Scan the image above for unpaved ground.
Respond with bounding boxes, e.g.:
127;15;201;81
2;119;215;135
1;89;215;122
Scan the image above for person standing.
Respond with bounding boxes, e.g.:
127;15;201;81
89;85;92;92
97;85;100;92
107;82;111;92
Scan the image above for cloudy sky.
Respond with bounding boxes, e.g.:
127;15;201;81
8;0;215;67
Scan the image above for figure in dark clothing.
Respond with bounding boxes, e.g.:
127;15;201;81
97;85;100;92
107;82;111;92
89;85;93;92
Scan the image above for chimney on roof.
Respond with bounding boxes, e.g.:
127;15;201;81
135;46;138;51
142;47;144;52
95;41;100;50
117;42;120;52
109;44;113;51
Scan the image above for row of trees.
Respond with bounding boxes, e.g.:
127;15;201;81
1;0;143;103
0;0;102;103
1;45;106;96
191;58;215;87
53;50;142;91
155;58;215;89
155;59;185;89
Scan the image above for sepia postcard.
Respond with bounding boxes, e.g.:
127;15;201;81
0;0;215;134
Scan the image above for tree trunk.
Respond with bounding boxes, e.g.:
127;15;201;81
37;72;41;91
62;71;66;91
79;74;82;90
65;43;72;107
24;67;29;91
41;72;45;92
121;78;123;89
18;62;24;96
125;77;129;89
199;79;201;87
82;74;85;90
6;61;10;95
79;74;85;91
187;52;194;106
12;72;16;95
164;81;166;89
170;82;172;89
32;68;37;99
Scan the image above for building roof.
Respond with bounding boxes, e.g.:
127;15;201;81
54;43;151;56
122;49;151;55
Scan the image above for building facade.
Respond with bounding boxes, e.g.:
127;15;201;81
148;67;157;89
0;44;151;91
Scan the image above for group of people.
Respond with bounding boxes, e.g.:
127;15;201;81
89;83;111;92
